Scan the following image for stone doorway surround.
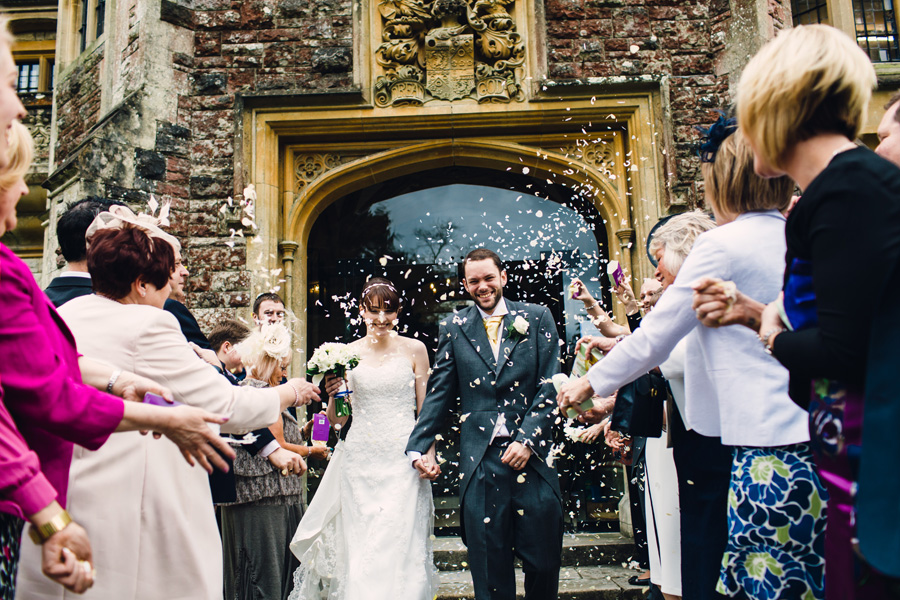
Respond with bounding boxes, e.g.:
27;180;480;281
246;92;668;369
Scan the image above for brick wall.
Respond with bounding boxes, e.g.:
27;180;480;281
545;0;732;207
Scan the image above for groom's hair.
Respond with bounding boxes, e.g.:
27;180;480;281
463;248;503;273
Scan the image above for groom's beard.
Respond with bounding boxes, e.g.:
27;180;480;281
470;287;503;313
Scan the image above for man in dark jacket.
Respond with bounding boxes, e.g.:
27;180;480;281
44;197;123;307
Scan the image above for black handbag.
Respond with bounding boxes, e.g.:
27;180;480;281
610;371;668;438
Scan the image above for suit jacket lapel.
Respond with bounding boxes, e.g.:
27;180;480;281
460;305;497;371
496;301;524;377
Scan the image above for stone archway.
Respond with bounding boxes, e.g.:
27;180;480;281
281;139;632;339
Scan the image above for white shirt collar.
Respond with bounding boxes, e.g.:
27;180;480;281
59;271;92;279
476;297;508;320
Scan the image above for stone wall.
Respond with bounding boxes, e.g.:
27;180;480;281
54;47;104;160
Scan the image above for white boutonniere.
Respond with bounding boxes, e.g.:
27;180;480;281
507;315;529;339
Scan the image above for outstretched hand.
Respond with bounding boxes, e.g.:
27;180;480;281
118;372;175;404
288;378;321;406
691;276;769;332
556;376;594;416
159;406;236;473
575;335;618;357
615;280;639;314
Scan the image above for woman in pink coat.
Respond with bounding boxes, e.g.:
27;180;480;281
0;72;234;600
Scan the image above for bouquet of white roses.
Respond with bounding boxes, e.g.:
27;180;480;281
307;343;361;418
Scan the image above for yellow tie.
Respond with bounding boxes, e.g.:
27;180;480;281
484;316;503;347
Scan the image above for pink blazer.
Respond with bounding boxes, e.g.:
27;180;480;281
0;243;123;519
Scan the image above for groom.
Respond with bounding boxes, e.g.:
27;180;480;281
407;248;563;599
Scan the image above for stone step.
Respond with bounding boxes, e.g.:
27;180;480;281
437;564;650;600
434;532;636;571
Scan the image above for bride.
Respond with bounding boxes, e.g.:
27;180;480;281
288;277;437;600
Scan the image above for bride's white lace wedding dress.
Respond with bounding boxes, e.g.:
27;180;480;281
288;355;436;600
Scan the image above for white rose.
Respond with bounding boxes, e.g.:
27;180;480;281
262;323;292;360
512;315;529;335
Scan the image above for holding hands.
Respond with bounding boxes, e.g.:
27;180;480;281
413;444;441;481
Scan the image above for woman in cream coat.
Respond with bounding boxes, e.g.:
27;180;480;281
16;207;320;600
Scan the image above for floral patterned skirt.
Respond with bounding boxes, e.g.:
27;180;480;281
717;444;827;600
0;512;24;600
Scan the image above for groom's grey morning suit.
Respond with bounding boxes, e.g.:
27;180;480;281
407;298;563;599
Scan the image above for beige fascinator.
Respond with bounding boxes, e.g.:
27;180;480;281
85;204;181;252
236;322;293;362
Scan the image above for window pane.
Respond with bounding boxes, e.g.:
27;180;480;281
854;0;900;62
79;0;89;53
792;0;829;25
16;62;39;93
96;0;105;37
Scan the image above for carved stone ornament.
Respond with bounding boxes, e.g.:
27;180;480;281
375;0;525;107
562;141;619;190
294;153;363;192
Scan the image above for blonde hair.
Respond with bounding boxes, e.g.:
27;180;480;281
737;25;875;170
245;353;286;388
0;121;33;191
702;130;792;215
648;210;716;276
0;17;13;49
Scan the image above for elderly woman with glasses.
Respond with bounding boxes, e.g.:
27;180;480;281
558;125;824;600
16;207;322;600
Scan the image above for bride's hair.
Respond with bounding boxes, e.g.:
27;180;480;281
361;277;401;312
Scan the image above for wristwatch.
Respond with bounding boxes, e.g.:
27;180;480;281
29;509;73;544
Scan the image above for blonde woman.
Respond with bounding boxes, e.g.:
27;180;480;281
695;24;900;599
221;323;309;600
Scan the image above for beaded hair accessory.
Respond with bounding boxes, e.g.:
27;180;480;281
362;282;397;296
695;111;738;163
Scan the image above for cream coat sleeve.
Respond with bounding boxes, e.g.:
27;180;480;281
135;309;281;433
